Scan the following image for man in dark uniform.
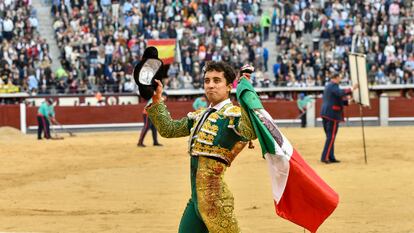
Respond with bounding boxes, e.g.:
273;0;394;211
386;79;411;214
137;99;160;147
320;72;358;163
137;94;165;147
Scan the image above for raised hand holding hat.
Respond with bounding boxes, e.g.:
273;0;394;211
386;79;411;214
133;46;164;100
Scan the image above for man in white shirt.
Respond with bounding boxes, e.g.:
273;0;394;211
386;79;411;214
2;17;14;41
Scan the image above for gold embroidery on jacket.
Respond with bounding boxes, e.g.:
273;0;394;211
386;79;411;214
200;128;217;136
202;119;219;136
208;112;220;123
189;104;252;166
187;109;205;120
192;142;242;166
192;143;231;159
238;107;256;140
223;106;241;117
147;102;190;138
196;156;240;233
188;110;218;152
196;131;215;145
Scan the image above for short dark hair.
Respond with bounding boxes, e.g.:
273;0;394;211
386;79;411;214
331;71;341;79
203;61;236;85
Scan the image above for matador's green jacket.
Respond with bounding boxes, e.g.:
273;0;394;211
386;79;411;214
147;98;256;233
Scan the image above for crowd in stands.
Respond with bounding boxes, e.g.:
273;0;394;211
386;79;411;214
49;0;271;94
271;0;414;88
0;0;52;94
1;0;414;95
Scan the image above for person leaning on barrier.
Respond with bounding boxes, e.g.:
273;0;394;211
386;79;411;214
37;98;55;140
192;95;208;110
296;93;313;128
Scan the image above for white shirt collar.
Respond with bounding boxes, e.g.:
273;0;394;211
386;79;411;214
209;99;231;111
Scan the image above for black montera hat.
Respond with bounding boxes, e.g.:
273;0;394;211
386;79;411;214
133;46;164;100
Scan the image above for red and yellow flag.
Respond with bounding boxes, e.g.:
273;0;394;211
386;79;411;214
147;39;176;65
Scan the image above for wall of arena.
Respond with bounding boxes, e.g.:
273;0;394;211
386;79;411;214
1;95;414;131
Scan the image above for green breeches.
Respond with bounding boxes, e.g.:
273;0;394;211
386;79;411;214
178;157;240;233
178;199;209;233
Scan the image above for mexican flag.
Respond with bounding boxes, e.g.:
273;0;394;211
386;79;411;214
237;78;339;233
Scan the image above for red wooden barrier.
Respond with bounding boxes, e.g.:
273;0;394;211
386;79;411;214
0;105;20;129
315;98;380;118
1;97;414;130
389;97;414;117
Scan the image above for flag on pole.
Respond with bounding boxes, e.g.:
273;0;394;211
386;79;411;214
236;78;339;233
146;39;176;64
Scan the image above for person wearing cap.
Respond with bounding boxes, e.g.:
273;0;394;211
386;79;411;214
145;61;256;232
192;95;208;110
296;93;313;128
37;98;55;140
320;71;358;163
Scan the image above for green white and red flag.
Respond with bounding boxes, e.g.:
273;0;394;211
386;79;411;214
237;78;339;233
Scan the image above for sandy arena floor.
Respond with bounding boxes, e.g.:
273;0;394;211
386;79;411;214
0;126;413;233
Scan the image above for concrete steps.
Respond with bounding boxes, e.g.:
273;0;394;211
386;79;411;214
31;0;61;72
261;0;317;82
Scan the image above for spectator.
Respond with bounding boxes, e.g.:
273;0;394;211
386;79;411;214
2;16;14;41
263;47;269;72
168;76;180;89
28;70;39;94
122;75;135;92
167;62;180;79
4;0;414;95
56;79;67;94
260;11;271;41
179;71;193;89
192;95;207;110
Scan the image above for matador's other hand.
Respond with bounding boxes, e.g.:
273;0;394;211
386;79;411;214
239;64;255;81
153;79;164;104
241;73;251;81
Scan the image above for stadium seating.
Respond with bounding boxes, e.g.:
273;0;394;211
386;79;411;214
1;0;413;96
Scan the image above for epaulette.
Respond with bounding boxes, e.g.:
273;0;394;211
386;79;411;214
187;108;205;120
223;106;241;118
